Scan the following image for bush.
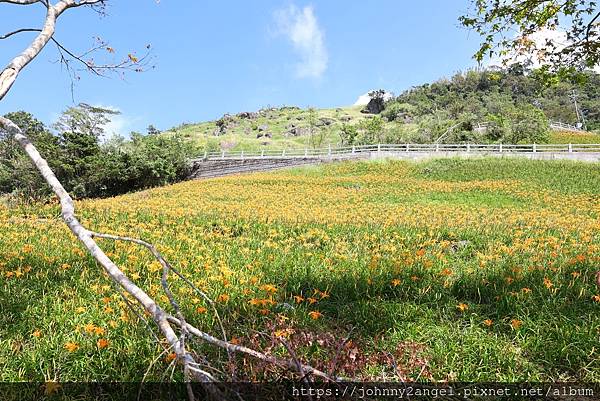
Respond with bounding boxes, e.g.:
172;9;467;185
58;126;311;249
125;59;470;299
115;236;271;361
339;123;358;145
381;102;416;122
487;103;550;144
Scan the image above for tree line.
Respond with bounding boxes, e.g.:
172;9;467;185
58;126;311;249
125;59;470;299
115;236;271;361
1;104;195;200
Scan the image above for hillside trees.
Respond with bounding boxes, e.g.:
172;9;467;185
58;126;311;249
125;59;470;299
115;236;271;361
382;67;600;141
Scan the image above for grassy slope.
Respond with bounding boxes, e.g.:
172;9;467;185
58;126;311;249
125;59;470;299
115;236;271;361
167;106;411;153
2;158;600;382
165;105;600;154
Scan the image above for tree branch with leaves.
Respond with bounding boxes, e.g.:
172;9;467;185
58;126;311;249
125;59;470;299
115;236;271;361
460;0;600;72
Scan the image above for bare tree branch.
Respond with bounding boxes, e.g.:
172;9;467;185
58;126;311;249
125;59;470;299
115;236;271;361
0;0;40;4
0;28;41;40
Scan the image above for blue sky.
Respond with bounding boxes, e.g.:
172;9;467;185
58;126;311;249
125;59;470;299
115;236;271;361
0;1;481;135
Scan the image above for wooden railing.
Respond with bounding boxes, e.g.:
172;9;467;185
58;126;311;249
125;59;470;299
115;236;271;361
192;143;600;161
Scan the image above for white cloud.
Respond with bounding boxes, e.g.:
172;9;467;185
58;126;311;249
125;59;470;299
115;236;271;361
273;4;328;78
91;104;140;139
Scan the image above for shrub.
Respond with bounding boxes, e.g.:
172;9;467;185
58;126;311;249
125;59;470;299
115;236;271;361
381;102;416;122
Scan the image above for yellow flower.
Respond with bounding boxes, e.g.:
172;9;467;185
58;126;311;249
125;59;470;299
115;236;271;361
32;330;41;338
83;323;96;334
97;338;109;349
260;284;278;294
94;326;106;336
308;311;323;320
64;342;80;352
196;306;207;314
483;319;493;327
75;307;86;314
511;319;522;329
543;278;553;289
456;303;468;312
217;294;230;303
391;279;402;287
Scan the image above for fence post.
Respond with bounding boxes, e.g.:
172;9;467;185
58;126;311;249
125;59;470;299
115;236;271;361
282;149;286;157
377;143;381;153
221;150;225;159
467;143;471;152
435;143;439;152
352;145;356;154
532;144;537;153
203;151;207;160
241;150;244;160
328;144;331;157
406;144;409;153
499;143;503;153
261;149;265;158
568;143;573;153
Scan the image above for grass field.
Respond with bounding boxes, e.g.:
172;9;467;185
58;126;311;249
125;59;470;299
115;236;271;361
1;158;600;383
550;131;600;144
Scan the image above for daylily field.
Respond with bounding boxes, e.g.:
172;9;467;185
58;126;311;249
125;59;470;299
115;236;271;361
1;158;600;382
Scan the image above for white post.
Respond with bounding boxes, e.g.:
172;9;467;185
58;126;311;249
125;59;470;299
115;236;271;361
352;145;356;154
241;150;244;160
467;143;471;152
328;144;331;157
304;148;308;157
221;150;225;159
568;143;573;153
377;143;381;153
406;144;409;153
261;149;265;158
499;143;503;153
435;143;439;152
282;149;286;157
203;151;207;160
532;144;537;153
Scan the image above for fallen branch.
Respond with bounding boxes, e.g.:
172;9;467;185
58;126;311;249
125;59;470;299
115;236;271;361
167;316;337;382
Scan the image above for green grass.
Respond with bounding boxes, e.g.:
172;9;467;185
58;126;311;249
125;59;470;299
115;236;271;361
1;158;600;385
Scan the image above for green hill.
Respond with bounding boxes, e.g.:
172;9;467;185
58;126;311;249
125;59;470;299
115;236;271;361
163;67;600;153
165;105;419;153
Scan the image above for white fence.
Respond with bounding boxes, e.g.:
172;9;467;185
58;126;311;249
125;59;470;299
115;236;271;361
195;143;600;161
549;121;585;132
